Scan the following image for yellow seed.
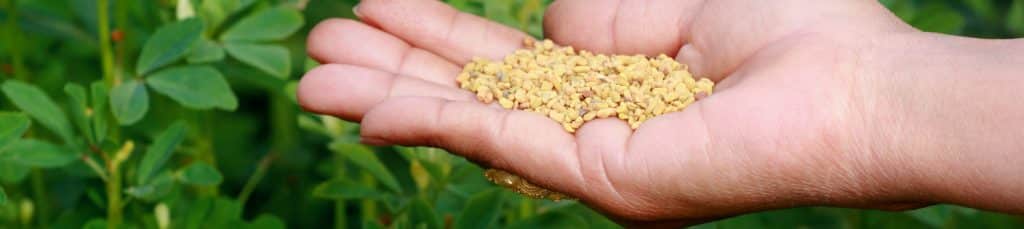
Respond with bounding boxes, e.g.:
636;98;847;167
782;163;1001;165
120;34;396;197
458;39;716;200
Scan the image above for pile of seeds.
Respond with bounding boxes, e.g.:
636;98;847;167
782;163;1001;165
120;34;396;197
457;39;715;200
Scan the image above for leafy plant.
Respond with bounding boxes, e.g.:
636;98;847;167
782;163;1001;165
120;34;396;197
0;0;1021;228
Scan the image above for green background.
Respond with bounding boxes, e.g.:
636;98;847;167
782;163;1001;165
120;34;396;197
0;0;1021;228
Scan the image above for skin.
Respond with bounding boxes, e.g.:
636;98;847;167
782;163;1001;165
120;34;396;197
298;0;1024;226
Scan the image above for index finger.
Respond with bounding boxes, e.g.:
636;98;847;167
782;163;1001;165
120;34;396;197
355;0;530;64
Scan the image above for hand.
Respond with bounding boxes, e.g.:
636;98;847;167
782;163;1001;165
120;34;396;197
298;0;1021;226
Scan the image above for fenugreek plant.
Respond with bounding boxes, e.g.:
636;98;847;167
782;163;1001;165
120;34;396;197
1;0;1023;228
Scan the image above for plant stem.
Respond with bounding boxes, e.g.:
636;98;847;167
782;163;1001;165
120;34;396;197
518;198;534;220
4;0;26;80
29;170;49;227
97;0;116;87
113;0;126;84
360;173;377;224
237;152;274;207
106;161;122;229
334;200;347;229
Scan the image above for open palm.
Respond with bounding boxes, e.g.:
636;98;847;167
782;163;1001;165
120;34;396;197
299;0;923;225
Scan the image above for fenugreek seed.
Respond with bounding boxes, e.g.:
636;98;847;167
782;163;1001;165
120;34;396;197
460;39;715;201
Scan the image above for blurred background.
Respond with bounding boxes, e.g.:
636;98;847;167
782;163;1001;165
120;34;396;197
0;0;1022;228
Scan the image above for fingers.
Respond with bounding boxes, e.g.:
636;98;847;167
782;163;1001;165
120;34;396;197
359;97;586;195
297;64;474;121
543;0;703;56
355;0;530;64
307;19;461;86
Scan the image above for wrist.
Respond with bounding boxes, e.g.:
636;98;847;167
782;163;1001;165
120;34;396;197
859;32;1024;212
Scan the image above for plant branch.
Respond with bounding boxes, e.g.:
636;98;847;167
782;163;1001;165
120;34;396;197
97;0;116;87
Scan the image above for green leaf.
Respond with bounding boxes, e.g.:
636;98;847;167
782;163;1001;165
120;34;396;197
0;187;6;205
178;161;223;186
199;0;241;31
284;81;298;104
507;211;588;229
0;113;31;149
146;66;238;110
1;80;74;143
0;160;29;183
224;43;291;78
880;0;916;24
363;219;387;229
312;178;381;200
1009;0;1024;35
125;172;176;202
64;83;93;143
109;80;150;125
82;218;108;229
909;4;965;34
187;39;226;64
90;82;109;143
407;197;442;229
964;0;997;23
908;205;953;227
183;197;215;229
220;7;303;42
0;139;77;168
328;142;402;193
248;214;286;229
208;197;243;226
454;188;505;229
136;18;204;75
137;121;187;185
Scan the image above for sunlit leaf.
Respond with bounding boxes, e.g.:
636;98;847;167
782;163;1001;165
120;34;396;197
224;42;291;79
109;80;149;125
146;65;238;110
221;7;304;42
136;18;204;75
2;80;74;143
187;39;226;64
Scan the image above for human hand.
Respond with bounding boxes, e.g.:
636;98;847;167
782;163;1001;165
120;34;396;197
298;0;1023;226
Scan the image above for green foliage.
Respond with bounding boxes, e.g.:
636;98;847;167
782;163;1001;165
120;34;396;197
0;139;76;168
0;0;1020;228
329;142;402;193
178;161;224;186
0;112;31;148
136;18;205;76
2;81;74;144
109;80;150;125
137;121;187;185
221;7;304;42
146;66;238;110
454;188;505;229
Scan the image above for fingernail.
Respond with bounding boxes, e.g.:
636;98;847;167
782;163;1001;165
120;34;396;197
352;4;364;18
360;136;388;146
